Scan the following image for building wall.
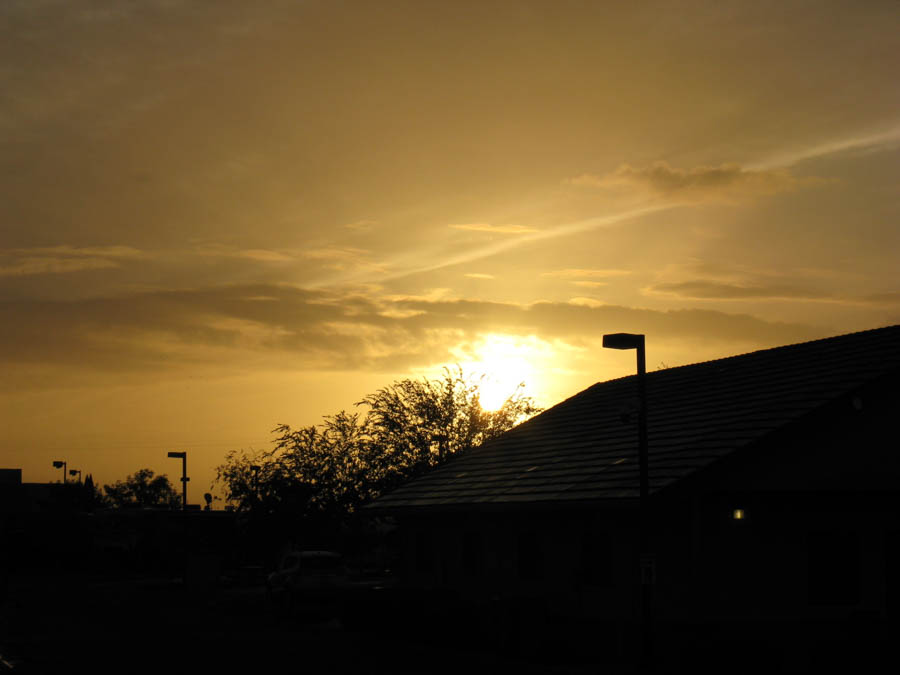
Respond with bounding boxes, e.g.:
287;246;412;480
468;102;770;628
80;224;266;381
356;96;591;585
677;378;900;625
399;507;643;619
392;378;900;668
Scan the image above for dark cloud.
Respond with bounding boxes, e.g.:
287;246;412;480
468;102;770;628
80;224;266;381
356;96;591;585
395;297;819;346
0;256;120;277
570;161;815;203
0;245;144;277
0;284;821;386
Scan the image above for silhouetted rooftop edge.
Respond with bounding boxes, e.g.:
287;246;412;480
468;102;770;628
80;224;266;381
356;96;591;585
370;324;900;512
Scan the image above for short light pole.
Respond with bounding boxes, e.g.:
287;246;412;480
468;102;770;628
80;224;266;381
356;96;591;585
52;460;67;484
68;469;82;484
602;332;652;670
167;451;188;511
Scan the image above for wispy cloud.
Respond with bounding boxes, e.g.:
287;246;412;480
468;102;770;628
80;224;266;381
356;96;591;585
570;161;815;204
647;280;835;301
6;245;143;258
542;268;631;280
464;273;495;280
861;291;900;307
0;257;120;277
192;243;389;275
751;123;900;170
301;247;389;275
449;223;538;234
645;261;900;307
0;245;144;277
195;244;294;262
647;279;900;307
344;219;379;231
377;206;664;285
237;249;294;262
302;247;371;261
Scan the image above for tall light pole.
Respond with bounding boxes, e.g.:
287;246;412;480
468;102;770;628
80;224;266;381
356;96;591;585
167;451;192;587
602;332;652;670
52;460;67;484
167;451;188;510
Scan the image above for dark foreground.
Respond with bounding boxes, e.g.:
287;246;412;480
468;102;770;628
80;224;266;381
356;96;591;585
1;572;603;675
6;571;894;674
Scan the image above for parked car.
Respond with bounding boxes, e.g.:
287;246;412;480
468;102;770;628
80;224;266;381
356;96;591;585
266;550;348;619
220;564;267;588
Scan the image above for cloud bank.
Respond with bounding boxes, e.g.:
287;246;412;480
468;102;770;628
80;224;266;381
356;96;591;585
0;283;823;389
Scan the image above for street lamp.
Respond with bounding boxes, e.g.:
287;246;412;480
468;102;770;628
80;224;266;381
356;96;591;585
167;451;188;511
52;460;67;484
68;469;82;484
602;332;652;669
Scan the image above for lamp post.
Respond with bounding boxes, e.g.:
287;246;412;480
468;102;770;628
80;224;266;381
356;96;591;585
167;451;192;587
167;451;188;511
68;469;82;484
602;332;652;670
52;460;67;484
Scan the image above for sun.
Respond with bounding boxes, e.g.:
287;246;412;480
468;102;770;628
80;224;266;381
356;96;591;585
452;334;547;411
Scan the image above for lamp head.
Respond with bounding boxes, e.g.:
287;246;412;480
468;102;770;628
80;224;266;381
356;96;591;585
69;469;78;476
52;460;64;468
602;333;644;350
167;451;186;459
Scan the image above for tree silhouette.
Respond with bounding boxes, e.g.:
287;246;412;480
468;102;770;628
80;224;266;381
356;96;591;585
215;367;540;522
359;367;541;486
103;468;180;509
82;473;104;509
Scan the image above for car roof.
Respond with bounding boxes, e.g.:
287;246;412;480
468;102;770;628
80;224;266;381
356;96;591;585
297;550;341;558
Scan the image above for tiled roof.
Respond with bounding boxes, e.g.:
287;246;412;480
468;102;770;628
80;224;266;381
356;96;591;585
372;325;900;511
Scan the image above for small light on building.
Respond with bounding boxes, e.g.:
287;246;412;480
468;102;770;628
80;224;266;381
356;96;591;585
733;508;745;521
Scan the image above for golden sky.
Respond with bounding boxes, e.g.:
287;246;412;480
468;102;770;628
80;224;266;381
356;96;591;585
2;0;898;496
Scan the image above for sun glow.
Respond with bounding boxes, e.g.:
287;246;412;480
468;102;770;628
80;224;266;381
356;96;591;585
451;334;550;411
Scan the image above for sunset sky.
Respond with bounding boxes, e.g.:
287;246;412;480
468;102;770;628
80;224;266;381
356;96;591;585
2;0;898;497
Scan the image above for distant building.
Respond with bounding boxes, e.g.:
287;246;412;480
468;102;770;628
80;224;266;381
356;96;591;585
0;469;85;515
0;469;236;578
0;470;91;572
371;325;900;671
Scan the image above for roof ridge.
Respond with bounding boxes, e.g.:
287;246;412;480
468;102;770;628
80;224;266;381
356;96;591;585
372;323;900;511
588;323;900;388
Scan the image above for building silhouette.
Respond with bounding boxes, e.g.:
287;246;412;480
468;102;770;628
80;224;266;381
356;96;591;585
372;324;900;672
